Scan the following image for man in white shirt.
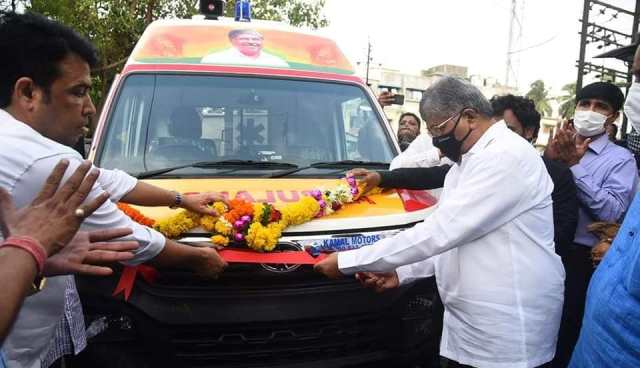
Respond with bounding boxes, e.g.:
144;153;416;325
0;12;228;367
201;29;289;68
396;112;422;152
316;77;564;368
389;133;445;169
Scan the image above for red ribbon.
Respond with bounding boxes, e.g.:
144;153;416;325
218;249;327;264
397;189;438;212
112;264;158;301
112;250;326;301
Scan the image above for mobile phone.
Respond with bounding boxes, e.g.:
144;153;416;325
392;94;405;105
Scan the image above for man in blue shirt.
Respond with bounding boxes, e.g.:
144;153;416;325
570;43;640;368
545;81;639;367
569;192;640;367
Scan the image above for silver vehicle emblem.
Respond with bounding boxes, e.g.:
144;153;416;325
261;242;303;273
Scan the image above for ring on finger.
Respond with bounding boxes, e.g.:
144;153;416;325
74;208;86;219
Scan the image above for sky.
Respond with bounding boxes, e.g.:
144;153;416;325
321;0;637;96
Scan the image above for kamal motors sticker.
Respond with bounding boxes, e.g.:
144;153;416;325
301;231;400;256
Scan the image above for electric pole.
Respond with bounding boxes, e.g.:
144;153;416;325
506;0;516;87
505;0;524;89
576;0;640;91
575;0;640;135
365;38;372;86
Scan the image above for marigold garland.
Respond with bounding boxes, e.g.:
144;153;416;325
224;199;254;224
153;210;200;239
211;235;230;247
199;215;219;232
280;196;320;227
214;217;233;236
246;222;284;252
117;203;156;227
119;175;378;252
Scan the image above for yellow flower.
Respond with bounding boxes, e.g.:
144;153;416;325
212;201;228;215
253;203;265;222
211;235;230;247
199;215;218;232
153;210;200;238
214;217;233;236
246;222;284;251
280;196;320;227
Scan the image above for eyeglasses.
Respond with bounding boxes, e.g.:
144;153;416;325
426;111;461;136
426;108;473;136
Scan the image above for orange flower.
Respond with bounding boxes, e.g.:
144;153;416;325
223;199;254;224
117;203;156;227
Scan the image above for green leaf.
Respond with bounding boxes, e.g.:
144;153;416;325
525;80;553;117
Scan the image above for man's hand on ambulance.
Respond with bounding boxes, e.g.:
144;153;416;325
355;271;399;293
314;253;344;279
181;192;229;216
190;246;227;278
347;168;381;195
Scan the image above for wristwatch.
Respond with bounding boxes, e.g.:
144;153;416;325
169;191;183;209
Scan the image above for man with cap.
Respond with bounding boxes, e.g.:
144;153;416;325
545;81;639;367
568;44;640;368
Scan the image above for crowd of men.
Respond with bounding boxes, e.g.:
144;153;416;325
1;9;640;368
351;78;639;367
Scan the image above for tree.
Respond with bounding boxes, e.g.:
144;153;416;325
23;0;328;122
0;0;28;11
526;80;552;117
224;0;328;29
28;0;199;120
556;82;576;119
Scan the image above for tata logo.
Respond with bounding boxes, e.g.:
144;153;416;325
261;242;303;273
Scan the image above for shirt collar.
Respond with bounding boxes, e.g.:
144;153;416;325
465;120;504;157
0;108;14;123
0;108;43;136
586;133;609;155
1;108;27;127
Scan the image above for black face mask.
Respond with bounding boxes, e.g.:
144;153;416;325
432;112;472;162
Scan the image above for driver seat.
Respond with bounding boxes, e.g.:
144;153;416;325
149;107;217;162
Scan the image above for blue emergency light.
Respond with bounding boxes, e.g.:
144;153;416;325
235;0;251;22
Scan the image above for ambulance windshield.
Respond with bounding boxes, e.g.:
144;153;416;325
97;74;395;177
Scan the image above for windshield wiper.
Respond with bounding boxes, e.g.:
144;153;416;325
136;160;298;179
310;160;389;168
268;160;389;178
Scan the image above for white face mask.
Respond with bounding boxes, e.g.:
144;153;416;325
573;110;608;137
624;82;640;133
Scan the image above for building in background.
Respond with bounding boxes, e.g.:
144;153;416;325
423;64;468;79
357;64;517;134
